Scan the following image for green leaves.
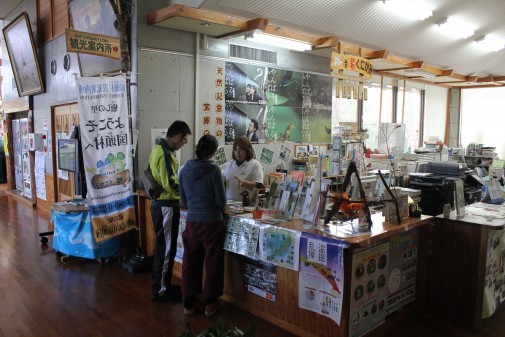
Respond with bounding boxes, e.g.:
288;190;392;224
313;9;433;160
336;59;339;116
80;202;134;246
179;318;255;337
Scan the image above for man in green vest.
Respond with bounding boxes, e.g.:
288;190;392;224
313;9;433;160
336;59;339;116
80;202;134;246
149;120;191;302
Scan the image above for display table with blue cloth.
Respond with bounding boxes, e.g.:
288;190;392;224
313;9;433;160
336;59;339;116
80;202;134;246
51;208;121;259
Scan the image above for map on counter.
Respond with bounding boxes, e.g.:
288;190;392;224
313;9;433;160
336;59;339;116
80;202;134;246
259;225;301;270
223;216;261;258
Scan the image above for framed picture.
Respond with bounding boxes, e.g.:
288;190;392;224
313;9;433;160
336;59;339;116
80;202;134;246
2;12;45;96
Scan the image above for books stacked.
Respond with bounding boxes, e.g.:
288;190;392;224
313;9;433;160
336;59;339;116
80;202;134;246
265;180;301;219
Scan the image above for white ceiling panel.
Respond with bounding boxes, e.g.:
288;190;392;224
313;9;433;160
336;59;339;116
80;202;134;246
198;0;505;79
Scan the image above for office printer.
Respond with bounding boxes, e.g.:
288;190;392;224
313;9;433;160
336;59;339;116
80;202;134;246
408;162;482;216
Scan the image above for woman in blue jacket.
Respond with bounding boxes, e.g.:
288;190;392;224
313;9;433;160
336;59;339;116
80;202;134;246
179;135;226;317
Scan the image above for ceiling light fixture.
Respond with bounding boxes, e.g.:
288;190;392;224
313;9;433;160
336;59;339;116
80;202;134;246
404;69;438;78
380;0;433;21
474;35;505;52
436;17;475;39
244;33;312;51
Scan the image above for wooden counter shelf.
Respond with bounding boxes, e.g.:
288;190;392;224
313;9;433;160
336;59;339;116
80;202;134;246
428;203;505;332
137;192;433;337
222;213;432;337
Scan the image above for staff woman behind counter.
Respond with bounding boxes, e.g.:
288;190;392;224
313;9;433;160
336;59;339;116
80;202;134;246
222;136;264;201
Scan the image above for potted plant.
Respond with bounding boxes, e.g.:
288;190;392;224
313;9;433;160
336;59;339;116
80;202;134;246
252;204;264;219
179;318;255;337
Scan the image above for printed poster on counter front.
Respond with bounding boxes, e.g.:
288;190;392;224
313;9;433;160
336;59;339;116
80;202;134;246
244;257;277;302
298;233;348;325
175;210;187;263
259;225;300;270
349;239;390;337
386;230;419;315
76;75;136;242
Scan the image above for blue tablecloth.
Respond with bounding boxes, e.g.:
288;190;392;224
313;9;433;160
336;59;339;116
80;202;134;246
51;210;120;259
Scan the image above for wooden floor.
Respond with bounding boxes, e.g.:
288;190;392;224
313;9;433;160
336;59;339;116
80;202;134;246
1;189;505;337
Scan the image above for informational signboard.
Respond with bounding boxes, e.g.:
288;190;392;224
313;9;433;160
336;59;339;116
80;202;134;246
66;28;120;59
330;52;373;79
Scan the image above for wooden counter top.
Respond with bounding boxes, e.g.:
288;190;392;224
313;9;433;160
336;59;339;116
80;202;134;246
236;212;433;247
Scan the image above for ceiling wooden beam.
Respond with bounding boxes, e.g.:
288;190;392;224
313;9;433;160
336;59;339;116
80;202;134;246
147;4;502;89
421;64;448;76
217;17;269;39
336;42;362;56
440;69;454;77
148;4;249;29
312;36;339;49
377;67;411;72
378;71;452;87
383;55;415;67
262;25;322;45
368;50;389;59
447;73;467;81
409;61;425;69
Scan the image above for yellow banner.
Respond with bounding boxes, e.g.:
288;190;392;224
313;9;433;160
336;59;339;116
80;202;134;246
92;207;136;242
330;52;373;79
66;28;121;60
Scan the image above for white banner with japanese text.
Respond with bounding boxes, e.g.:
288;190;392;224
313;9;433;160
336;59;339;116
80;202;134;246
76;75;136;242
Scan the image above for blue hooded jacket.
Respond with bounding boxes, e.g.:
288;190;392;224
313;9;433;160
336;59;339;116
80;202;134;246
179;159;226;222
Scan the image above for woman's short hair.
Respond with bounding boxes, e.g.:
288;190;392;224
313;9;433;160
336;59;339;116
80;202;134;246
232;136;254;161
195;135;218;160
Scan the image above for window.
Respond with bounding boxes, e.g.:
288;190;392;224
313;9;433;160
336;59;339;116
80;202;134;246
461;87;505;159
332;96;358;126
402;87;422;150
381;85;393;123
362;84;381;150
332;78;424;154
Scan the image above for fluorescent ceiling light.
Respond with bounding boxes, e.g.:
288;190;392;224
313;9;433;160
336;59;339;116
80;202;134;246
405;69;438;78
381;0;433;21
474;35;505;52
245;33;312;51
437;17;475;39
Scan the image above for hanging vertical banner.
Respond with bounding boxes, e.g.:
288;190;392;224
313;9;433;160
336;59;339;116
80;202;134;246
76;75;136;242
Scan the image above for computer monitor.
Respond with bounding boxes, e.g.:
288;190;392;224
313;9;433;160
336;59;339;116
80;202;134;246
350;175;378;200
58;138;79;173
58;127;87;198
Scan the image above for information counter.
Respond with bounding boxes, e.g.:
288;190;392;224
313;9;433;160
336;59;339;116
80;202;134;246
428;202;505;331
138;192;432;337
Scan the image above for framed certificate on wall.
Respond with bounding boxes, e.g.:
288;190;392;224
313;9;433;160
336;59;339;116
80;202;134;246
2;12;45;97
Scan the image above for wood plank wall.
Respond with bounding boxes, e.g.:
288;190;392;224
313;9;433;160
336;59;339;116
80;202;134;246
37;0;70;44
